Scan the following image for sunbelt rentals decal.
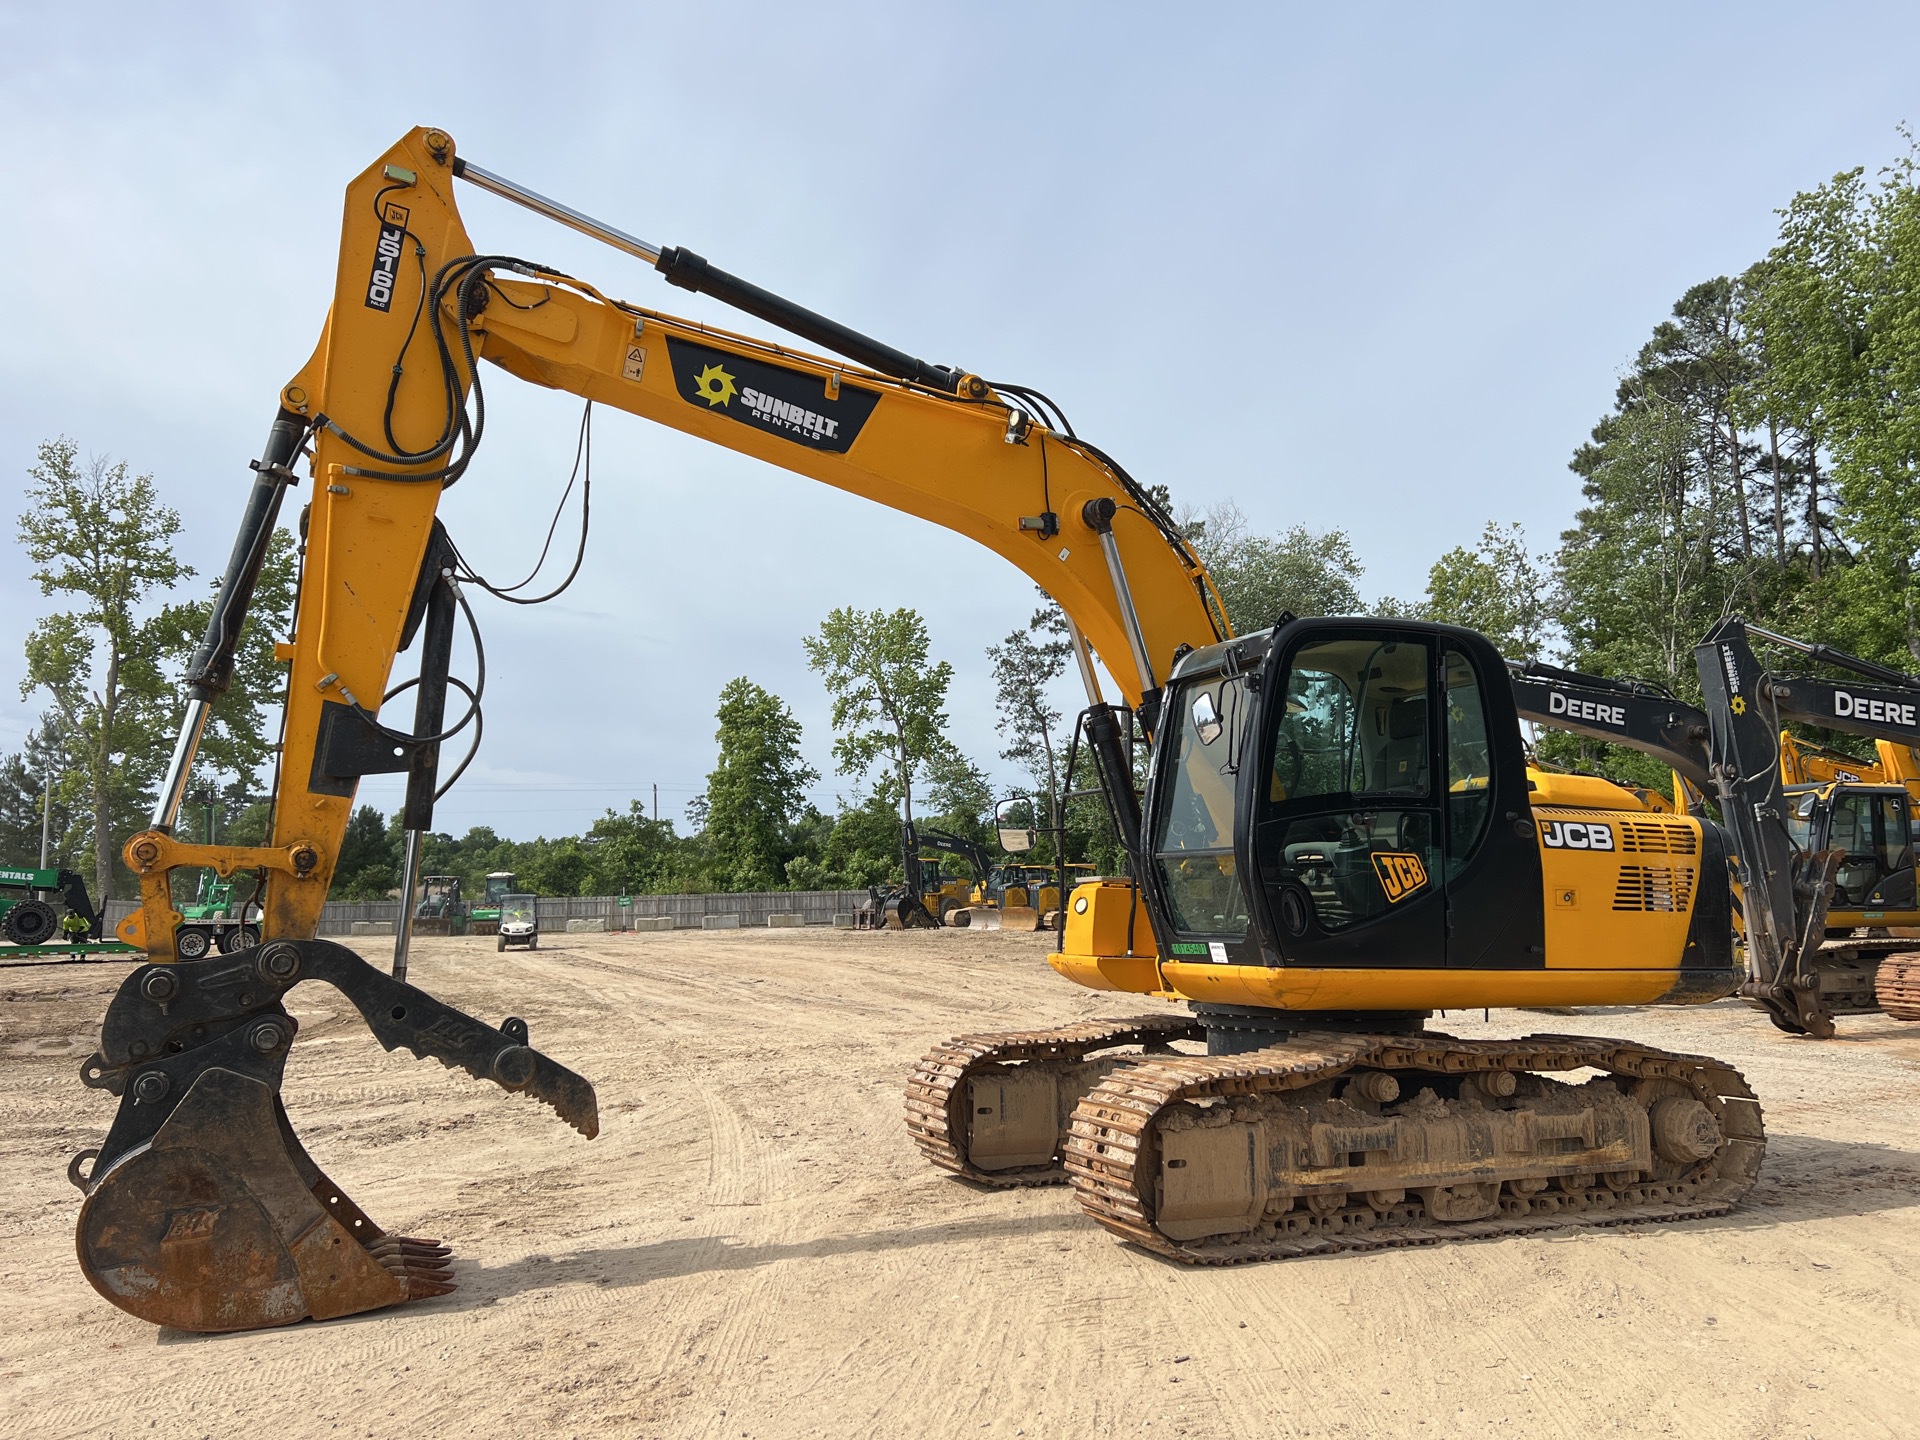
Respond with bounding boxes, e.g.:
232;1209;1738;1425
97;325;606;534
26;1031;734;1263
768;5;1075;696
664;336;880;454
1719;645;1747;714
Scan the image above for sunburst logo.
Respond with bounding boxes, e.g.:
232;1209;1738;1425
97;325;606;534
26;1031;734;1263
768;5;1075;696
693;363;737;408
1731;695;1747;715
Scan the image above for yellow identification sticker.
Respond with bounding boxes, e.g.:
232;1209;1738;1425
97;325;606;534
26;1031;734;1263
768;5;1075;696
1372;851;1429;903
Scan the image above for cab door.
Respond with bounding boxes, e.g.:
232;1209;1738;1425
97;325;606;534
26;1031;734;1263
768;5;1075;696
1433;638;1545;968
1250;627;1448;968
1248;622;1544;970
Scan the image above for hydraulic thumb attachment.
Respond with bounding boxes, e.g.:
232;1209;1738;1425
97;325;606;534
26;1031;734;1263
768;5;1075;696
70;938;598;1332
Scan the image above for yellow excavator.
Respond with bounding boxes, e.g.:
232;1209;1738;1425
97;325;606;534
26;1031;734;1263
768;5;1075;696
78;127;1772;1330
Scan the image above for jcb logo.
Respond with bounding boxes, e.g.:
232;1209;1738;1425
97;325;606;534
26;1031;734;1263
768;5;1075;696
1540;820;1615;851
161;1207;223;1243
1372;851;1429;903
421;1014;482;1049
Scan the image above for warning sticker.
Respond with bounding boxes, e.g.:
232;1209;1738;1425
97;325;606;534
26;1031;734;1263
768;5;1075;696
621;345;647;382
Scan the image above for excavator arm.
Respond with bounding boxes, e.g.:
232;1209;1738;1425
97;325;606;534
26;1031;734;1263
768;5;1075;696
909;826;994;887
1508;661;1711;791
1695;618;1920;1034
80;126;1226;1332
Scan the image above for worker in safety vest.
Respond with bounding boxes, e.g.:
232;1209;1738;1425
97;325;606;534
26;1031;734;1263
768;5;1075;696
60;910;90;944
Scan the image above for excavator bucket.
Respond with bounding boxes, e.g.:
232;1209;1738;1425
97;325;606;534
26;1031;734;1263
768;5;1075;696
72;938;596;1332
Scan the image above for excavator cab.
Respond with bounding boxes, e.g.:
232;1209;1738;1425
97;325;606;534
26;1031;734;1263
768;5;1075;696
1785;784;1918;915
1144;619;1542;999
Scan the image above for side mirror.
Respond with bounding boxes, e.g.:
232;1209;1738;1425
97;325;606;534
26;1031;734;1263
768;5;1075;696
1191;688;1223;746
998;826;1036;854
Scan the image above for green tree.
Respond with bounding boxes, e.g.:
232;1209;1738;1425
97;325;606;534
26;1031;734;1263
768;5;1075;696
0;724;79;872
1184;502;1363;631
698;677;819;890
803;606;953;869
820;789;908;888
1420;522;1552;660
18;440;197;898
1742;141;1920;664
986;605;1075;857
920;742;995;850
331;803;399;899
183;527;300;799
1553;278;1804;696
523;840;591;897
583;802;692;894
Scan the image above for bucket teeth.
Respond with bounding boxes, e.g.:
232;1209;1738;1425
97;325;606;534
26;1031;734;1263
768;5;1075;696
385;1263;457;1298
367;1236;457;1296
364;1234;450;1260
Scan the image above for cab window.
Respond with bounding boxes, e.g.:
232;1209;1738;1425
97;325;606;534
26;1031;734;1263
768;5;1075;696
1266;637;1431;812
1259;635;1437;935
1830;792;1914;905
1152;673;1251;936
1443;648;1492;878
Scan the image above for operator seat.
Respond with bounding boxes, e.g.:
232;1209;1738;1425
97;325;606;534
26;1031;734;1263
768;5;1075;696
1830;805;1874;903
1372;697;1428;795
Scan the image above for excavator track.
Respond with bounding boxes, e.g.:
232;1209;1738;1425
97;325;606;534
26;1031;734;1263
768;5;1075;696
1874;952;1920;1021
905;1015;1205;1185
1063;1031;1763;1264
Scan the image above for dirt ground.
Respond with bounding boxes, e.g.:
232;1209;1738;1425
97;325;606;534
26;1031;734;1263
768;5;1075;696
4;928;1920;1440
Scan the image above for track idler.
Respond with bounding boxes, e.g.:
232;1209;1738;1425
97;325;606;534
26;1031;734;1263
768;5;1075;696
71;938;598;1331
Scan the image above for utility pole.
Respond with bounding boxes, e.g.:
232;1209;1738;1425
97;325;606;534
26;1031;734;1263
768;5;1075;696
652;782;658;822
39;772;52;869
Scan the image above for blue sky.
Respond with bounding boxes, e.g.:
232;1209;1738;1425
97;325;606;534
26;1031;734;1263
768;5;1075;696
2;3;1914;836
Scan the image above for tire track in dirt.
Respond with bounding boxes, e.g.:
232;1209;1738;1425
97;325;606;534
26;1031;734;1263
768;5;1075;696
15;935;1920;1439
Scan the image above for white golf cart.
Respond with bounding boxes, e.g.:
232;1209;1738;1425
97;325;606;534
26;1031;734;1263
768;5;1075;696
496;893;539;952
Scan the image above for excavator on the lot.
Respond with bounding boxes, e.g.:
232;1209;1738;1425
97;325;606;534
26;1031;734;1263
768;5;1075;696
863;819;1090;931
1509;618;1920;1035
860;823;998;929
82;127;1788;1330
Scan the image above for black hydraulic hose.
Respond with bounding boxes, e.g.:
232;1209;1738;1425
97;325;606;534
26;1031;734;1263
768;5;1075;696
1512;659;1676;700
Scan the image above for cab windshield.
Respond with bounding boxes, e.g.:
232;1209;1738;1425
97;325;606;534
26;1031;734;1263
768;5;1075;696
1151;672;1251;936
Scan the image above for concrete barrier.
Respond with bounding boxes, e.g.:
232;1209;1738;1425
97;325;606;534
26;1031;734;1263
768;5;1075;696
630;916;675;933
564;917;607;933
766;913;804;928
832;913;855;929
349;921;395;936
701;914;742;931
